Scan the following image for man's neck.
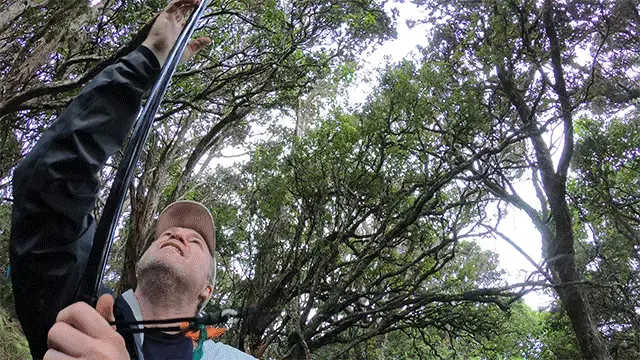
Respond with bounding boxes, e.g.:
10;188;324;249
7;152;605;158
134;287;197;323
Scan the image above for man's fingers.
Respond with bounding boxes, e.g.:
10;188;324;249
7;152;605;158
43;348;77;360
47;322;97;357
190;37;211;52
56;301;113;339
96;294;116;324
167;0;198;28
49;300;128;359
166;0;199;14
180;37;211;64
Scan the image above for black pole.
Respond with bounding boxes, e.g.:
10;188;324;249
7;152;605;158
76;0;211;306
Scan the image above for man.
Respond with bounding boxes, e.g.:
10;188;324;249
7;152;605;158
9;1;255;359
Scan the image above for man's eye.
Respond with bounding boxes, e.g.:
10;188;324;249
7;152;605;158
192;237;204;244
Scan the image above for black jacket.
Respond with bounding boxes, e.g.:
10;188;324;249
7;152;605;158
10;46;160;359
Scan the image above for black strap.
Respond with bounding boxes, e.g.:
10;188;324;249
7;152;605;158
114;295;140;359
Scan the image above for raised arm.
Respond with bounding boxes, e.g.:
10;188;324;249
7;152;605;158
10;0;210;357
10;45;160;358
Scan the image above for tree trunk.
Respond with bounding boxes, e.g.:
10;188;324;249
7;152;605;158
540;2;612;358
118;238;139;294
546;180;612;360
494;3;613;356
499;77;613;360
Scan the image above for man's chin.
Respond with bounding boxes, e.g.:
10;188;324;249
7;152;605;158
137;258;183;289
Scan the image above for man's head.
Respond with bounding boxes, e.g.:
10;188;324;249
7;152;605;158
135;201;216;314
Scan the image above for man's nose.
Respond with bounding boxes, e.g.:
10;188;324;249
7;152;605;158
172;231;188;244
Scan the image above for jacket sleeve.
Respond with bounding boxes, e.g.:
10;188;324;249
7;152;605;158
10;46;159;359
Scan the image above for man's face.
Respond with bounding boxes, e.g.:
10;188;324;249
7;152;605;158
137;226;212;301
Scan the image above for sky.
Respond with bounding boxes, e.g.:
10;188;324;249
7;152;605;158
213;1;555;308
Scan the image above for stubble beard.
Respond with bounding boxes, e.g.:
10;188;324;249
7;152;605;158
136;257;194;309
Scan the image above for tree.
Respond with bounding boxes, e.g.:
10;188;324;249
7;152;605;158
189;56;541;356
344;301;582;360
409;0;640;358
570;113;640;359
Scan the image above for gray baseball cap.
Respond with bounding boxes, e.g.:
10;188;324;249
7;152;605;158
155;200;215;254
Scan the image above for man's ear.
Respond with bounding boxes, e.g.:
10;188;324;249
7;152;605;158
197;285;213;314
199;284;213;302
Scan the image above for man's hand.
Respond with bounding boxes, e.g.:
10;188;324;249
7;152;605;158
142;0;211;67
45;294;129;360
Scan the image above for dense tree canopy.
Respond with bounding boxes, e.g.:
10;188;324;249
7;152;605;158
1;0;638;359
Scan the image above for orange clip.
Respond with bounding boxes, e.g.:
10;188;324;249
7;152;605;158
185;326;227;341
